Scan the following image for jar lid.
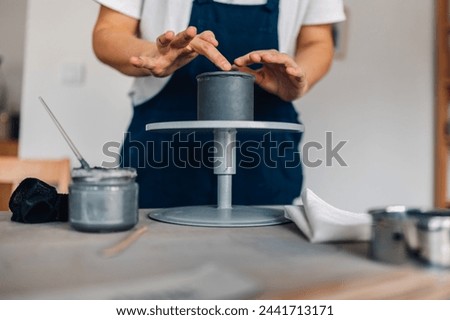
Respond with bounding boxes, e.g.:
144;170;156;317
417;209;450;231
71;167;137;182
368;206;421;220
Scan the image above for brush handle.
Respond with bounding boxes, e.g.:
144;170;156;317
39;96;91;170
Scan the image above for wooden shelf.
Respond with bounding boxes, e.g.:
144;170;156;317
445;135;450;146
434;0;450;208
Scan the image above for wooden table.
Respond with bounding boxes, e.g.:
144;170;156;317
1;210;450;299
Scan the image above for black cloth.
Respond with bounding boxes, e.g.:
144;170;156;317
9;178;68;223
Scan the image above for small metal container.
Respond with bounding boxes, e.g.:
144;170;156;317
416;209;450;267
369;206;420;264
69;168;139;232
197;71;255;121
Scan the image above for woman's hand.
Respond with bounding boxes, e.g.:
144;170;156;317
233;50;308;102
130;26;232;77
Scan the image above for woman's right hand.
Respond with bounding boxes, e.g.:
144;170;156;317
130;26;232;77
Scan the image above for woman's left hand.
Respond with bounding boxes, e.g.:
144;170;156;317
233;50;308;102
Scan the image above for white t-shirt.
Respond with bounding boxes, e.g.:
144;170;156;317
94;0;345;106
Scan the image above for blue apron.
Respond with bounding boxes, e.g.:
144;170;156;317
121;0;302;208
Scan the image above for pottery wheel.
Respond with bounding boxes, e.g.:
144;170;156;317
146;120;304;227
145;71;304;227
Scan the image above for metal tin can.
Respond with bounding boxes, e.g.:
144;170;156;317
369;206;420;264
69;168;138;232
196;71;255;121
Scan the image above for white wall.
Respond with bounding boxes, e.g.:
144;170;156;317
298;0;434;211
20;0;435;212
20;0;132;166
0;0;27;112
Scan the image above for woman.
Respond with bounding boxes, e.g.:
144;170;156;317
92;0;345;208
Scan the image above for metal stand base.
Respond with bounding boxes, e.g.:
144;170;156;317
148;206;290;227
146;120;303;228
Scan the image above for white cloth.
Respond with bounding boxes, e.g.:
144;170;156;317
284;189;372;243
93;0;346;106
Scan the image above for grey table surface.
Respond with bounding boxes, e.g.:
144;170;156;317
1;210;449;300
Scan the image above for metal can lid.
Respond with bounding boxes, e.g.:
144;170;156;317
71;167;137;182
417;209;450;231
421;208;450;216
368;205;421;220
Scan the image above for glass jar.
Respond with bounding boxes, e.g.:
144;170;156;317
69;168;138;232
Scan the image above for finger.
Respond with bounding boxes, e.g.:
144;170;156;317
190;38;232;70
234;52;263;67
170;26;197;49
235;50;297;68
198;30;219;47
234;49;281;66
259;52;298;69
286;66;304;81
156;31;175;49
